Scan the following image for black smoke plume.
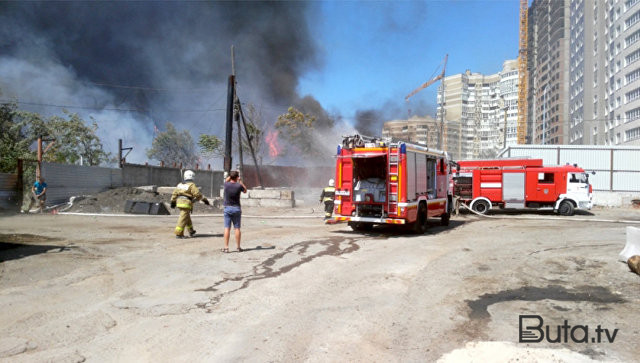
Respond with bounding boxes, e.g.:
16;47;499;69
0;1;329;163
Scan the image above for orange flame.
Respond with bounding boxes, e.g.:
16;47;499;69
265;130;282;158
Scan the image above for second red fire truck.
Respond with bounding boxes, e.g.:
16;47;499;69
452;158;593;216
331;135;453;232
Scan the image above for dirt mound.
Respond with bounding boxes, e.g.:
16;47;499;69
66;187;221;214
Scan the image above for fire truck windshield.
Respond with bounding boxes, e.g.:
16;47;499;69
569;173;588;184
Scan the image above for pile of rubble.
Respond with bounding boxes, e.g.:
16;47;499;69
64;186;221;214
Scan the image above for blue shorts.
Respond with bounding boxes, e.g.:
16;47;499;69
224;206;242;228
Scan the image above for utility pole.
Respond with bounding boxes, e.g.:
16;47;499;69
503;105;508;149
36;136;55;178
231;46;244;179
238;104;265;188
224;75;235;174
118;139;133;168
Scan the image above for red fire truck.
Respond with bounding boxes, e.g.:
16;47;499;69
452;158;593;216
331;135;453;233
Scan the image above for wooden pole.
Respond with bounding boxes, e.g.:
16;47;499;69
36;136;42;179
238;103;264;188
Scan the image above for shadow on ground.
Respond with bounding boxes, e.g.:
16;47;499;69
457;208;595;217
331;219;468;238
0;233;70;262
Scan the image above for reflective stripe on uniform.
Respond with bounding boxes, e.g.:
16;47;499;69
177;204;192;209
322;187;336;202
175;226;184;231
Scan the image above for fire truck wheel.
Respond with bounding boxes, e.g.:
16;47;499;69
471;200;490;215
412;203;428;234
349;222;373;232
558;200;575;216
441;212;450;226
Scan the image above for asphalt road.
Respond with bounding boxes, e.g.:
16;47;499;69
1;207;639;362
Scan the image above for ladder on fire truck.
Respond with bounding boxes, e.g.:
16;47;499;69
387;143;401;216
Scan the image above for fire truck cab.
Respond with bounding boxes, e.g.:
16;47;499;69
453;159;593;216
332;135;452;233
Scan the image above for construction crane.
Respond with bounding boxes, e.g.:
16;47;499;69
405;54;448;102
405;54;448;150
517;0;528;144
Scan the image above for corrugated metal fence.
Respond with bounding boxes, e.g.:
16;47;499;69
121;164;223;198
42;162;123;205
0;173;19;210
498;145;640;192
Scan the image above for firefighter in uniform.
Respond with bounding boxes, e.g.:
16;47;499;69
320;179;336;220
171;170;209;238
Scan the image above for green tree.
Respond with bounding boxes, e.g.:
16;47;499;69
275;106;319;157
198;134;223;158
0;101;31;172
27;111;111;166
147;122;198;166
1;105;111;171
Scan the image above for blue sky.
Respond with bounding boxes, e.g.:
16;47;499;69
298;0;520;122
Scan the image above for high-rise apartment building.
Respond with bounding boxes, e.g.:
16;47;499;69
533;0;640;146
528;0;571;145
569;0;606;145
381;116;440;147
606;0;640;145
437;60;519;160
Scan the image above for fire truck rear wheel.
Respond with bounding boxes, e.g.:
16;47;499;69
412;203;428;234
441;212;450;226
472;200;490;215
558;200;575;216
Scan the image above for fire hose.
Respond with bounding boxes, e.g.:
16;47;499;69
57;212;322;219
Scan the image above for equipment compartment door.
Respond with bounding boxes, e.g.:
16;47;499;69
502;172;525;208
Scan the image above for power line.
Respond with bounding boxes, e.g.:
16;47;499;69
0;99;226;113
0;99;142;112
83;81;212;93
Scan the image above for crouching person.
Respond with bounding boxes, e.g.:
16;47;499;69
171;170;209;239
